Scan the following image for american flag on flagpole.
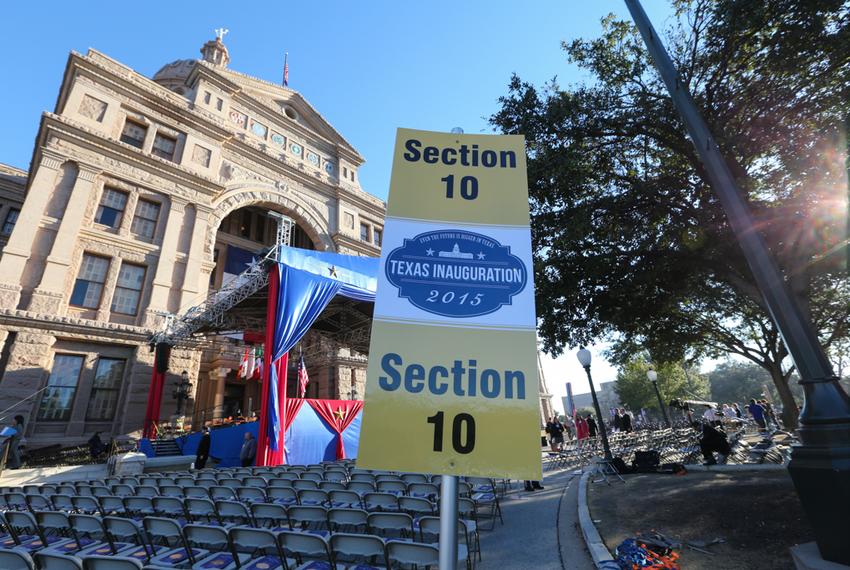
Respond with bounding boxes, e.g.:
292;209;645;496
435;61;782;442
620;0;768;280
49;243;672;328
297;354;309;398
283;52;289;87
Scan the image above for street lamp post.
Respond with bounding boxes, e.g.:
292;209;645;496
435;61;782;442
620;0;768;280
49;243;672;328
173;370;192;416
646;369;671;428
576;347;613;461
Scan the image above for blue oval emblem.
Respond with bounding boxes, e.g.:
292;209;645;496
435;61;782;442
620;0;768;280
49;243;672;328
385;230;527;318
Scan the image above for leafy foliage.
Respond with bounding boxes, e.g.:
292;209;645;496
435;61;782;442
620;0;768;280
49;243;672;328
491;0;850;426
614;357;709;412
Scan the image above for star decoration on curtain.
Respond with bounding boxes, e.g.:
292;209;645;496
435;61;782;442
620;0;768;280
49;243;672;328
333;407;348;421
327;265;338;278
477;252;486;260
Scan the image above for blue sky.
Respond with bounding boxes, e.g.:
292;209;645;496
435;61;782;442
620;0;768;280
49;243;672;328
0;1;676;406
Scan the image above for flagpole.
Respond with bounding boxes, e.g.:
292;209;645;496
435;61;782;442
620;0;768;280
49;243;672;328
283;52;289;87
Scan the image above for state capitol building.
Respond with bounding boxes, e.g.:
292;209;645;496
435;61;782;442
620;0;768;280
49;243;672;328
0;34;554;451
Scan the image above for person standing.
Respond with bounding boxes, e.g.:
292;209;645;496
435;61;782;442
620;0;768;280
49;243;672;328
586;414;598;438
693;421;731;465
575;415;589;441
548;416;565;451
196;427;211;469
612;410;622;433
6;416;25;469
747;399;767;430
732;403;743;419
620;409;633;433
239;431;256;467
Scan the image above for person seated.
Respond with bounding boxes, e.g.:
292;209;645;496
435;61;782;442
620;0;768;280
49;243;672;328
693;421;731;465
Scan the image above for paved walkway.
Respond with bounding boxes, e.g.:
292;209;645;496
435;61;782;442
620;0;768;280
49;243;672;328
478;468;595;570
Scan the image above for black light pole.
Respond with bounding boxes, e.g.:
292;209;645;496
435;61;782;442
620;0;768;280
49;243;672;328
625;1;850;563
577;347;613;461
173;370;192;416
647;370;671;428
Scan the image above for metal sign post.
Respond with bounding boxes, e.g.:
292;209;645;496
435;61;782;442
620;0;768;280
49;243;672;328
439;475;458;570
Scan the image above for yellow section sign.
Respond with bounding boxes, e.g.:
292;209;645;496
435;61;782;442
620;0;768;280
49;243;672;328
358;128;541;480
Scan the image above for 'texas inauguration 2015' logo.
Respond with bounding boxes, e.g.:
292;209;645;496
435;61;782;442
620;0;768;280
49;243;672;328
385;230;527;318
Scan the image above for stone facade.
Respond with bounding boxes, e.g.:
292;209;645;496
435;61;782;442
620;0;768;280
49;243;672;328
0;36;384;448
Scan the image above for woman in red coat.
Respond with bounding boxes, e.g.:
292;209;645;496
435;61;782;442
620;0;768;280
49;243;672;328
575;415;590;441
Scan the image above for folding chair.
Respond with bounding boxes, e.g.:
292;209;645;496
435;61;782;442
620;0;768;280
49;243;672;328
5;491;29;511
111;484;135;498
268;486;299;507
330;532;389;569
323;471;347;484
292;480;319;491
242;477;269;488
400;473;428;484
209;486;237;501
328;508;369;534
236;486;267;504
185;498;222;526
376;480;407;497
215;500;254;527
347;481;376;497
143;516;206;567
318;481;346;492
277;531;332;569
183;486;210;499
417;516;471;570
398;496;435;519
219;478;242;490
329;489;363;509
229;527;291;570
184;524;247;569
300;472;323;483
386;540;439;569
37;511;96;556
102;516;153;564
134;486;159;498
297;489;330;507
71;514;129;557
366;512;414;541
251;503;291;532
158;485;183;498
457;498;481;561
70;496;101;516
98;495;127;517
286;505;330;538
0;548;36;569
33;551;83;570
123;497;155;520
407;483;439;500
26;494;53;511
363;492;399;512
5;510;73;552
81;555;144;569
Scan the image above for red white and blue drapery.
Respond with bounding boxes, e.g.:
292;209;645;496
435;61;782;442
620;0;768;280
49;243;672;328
255;246;377;466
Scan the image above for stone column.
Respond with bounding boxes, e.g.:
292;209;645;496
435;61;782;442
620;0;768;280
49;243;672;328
0;152;65;309
143;198;187;327
29;164;100;314
0;332;57;432
66;354;97;438
211;368;227;418
179;206;211;309
119;345;157;437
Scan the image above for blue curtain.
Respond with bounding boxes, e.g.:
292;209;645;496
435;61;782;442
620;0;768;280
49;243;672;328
272;265;342;361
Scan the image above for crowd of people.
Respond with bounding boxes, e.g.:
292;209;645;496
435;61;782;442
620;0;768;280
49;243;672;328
544;396;784;466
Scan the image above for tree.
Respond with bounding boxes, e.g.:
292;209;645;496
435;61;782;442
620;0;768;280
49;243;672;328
491;0;850;427
615;357;709;413
708;360;802;405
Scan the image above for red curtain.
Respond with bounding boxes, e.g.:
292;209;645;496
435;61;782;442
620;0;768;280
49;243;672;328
142;344;170;439
256;267;281;466
284;398;305;433
308;399;364;459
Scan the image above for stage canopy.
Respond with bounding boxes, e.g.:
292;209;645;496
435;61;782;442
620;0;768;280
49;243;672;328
144;245;379;460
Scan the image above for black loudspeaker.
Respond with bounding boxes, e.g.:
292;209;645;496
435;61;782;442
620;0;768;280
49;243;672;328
155;343;172;374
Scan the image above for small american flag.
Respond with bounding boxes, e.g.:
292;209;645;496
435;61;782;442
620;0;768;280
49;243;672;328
283;52;289;87
297;354;309;398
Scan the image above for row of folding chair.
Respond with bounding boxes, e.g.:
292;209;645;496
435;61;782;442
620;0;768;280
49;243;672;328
0;509;448;570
